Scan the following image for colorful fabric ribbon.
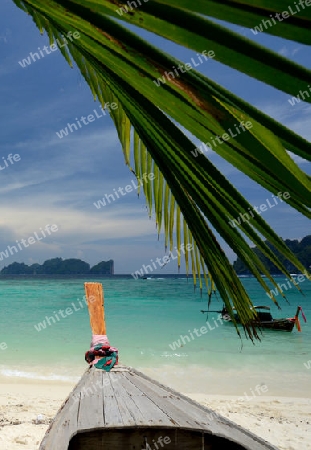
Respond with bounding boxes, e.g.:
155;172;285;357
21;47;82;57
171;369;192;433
85;334;118;371
299;307;307;323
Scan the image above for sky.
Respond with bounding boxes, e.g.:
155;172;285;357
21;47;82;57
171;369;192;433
0;0;311;274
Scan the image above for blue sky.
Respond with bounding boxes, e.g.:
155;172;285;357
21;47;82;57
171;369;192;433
0;0;310;274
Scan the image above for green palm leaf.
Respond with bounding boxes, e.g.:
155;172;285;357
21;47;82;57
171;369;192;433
83;0;311;97
11;0;311;339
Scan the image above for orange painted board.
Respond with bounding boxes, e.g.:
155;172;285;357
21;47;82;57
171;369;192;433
84;282;106;335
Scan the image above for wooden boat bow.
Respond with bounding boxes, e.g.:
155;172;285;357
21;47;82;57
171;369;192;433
40;283;279;450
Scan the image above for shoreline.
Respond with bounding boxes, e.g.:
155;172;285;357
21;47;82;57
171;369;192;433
1;361;310;397
0;379;310;450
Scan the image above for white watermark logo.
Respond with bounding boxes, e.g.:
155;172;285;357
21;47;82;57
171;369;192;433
56;103;118;139
0;153;21;171
18;31;80;68
251;1;311;35
169;314;228;350
288;85;311;106
266;271;311;299
72;372;119;403
0;224;58;261
94;172;155;209
116;0;150;16
229;192;290;228
153;50;215;87
303;359;311;369
34;294;94;332
205;384;269;422
143;436;171;450
131;244;193;279
191;121;253;157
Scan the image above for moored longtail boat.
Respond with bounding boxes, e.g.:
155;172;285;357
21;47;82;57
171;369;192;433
40;282;279;450
201;305;307;332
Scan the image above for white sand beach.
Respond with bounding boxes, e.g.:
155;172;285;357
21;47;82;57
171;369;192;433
190;394;311;450
0;379;310;450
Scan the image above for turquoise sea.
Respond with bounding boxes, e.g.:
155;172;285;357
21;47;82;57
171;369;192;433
0;276;310;397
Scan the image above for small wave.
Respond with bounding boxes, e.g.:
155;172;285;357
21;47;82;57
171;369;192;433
145;277;164;280
0;368;79;382
161;353;188;358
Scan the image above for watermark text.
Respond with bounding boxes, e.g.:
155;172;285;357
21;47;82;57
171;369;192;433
132;244;193;279
304;359;311;369
116;0;150;16
34;294;95;332
266;271;311;298
251;1;311;35
153;50;215;87
288;85;311;106
169;314;228;350
191;121;253;158
0;153;21;171
18;31;80;68
94;172;155;209
56;103;118;139
229;192;290;228
205;384;269;421
0;224;58;261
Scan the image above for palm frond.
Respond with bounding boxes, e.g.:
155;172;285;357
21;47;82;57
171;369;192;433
11;0;311;339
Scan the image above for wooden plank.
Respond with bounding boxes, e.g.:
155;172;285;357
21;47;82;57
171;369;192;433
84;282;106;335
127;369;236;432
110;364;129;372
127;368;230;428
45;395;79;450
126;369;279;450
102;371;124;427
102;370;172;427
108;372;146;426
117;372;175;427
77;368;105;430
119;373;175;426
117;372;178;427
40;369;91;450
41;365;279;450
124;371;204;430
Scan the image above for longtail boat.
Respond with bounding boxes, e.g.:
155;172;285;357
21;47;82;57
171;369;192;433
201;305;306;332
40;282;279;449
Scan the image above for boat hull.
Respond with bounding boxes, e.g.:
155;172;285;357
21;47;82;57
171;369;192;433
40;365;279;450
251;318;295;332
68;428;249;450
224;314;295;332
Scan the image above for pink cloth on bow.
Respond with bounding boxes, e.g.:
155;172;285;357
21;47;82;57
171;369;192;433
91;334;110;347
89;335;118;366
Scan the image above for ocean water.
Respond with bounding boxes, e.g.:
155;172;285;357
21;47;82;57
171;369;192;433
0;276;310;396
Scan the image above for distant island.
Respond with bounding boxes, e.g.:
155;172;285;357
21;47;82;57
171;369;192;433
0;258;114;275
234;235;311;275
